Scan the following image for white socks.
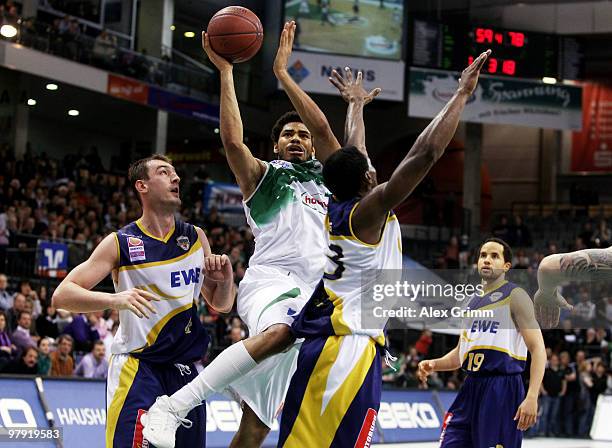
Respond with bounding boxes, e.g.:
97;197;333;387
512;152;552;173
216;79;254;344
170;341;257;414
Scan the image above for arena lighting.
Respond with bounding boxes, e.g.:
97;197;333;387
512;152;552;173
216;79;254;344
170;25;176;31
214;128;220;134
27;99;37;106
184;31;196;38
542;77;557;84
46;83;59;91
68;109;80;116
0;24;17;38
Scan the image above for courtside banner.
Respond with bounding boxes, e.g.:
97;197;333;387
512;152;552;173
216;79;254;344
409;67;582;130
0;378;55;448
280;50;405;102
36;241;68;278
42;379;106;448
377;390;445;443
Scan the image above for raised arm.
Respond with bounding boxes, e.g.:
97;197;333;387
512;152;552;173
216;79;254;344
534;247;612;328
52;233;158;318
274;21;340;163
202;32;266;198
352;50;490;240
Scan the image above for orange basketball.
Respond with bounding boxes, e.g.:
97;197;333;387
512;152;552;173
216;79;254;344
207;6;263;63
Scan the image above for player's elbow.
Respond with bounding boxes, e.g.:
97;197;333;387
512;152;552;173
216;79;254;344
51;285;66;309
537;254;558;275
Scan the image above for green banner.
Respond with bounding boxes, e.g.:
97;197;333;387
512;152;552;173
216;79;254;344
409;67;582;130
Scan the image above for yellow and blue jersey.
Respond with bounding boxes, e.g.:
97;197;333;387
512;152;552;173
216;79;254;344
112;218;209;364
459;281;527;376
291;196;403;345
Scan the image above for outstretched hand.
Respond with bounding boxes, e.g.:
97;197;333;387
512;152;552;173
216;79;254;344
202;31;232;72
457;49;491;96
328;67;381;105
534;287;573;329
274;21;296;76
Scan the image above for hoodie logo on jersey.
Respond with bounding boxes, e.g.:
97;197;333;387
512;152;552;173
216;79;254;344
301;192;328;215
127;237;145;262
176;236;190;251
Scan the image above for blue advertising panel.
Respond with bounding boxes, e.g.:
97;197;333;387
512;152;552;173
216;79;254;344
202;182;244;215
377;389;445;443
36;241;68;278
437;390;458;414
0;378;55;448
42;379;106;448
148;87;220;123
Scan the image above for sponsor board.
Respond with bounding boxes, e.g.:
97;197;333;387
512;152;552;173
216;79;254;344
279;50;405;102
409;67;582;130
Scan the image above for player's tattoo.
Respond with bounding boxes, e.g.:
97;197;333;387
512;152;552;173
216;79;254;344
558;249;612;280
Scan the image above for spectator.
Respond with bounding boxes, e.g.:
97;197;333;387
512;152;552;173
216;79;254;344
37;337;52;375
444;236;459;269
36;304;60;339
579;222;595;248
492;215;511;241
415;330;433;357
573;289;596;327
6;292;26;332
593;219;611;248
61;312;99;352
1;346;38;375
538;353;565;437
0;273;12;311
50;334;74;377
75;340;108;379
17;280;41;318
92;30;117;70
560;351;577;436
511;215;532;247
0;310;17;370
11;311;36;354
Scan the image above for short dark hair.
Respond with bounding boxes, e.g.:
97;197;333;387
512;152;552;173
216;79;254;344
478;237;513;264
127;154;172;204
270;111;304;144
322;146;368;201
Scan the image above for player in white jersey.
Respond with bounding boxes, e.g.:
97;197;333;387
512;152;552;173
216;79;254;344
143;21;381;448
418;238;546;448
51;155;235;448
278;48;494;448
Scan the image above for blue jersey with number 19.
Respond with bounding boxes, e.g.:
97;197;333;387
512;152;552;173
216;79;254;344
292;196;403;345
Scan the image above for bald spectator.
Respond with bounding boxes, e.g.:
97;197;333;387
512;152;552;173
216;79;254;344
75;340;108;379
11;311;36;355
6;293;26;333
50;334;74;377
0;274;12;311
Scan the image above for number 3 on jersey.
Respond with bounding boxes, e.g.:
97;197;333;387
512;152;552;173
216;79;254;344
324;244;345;280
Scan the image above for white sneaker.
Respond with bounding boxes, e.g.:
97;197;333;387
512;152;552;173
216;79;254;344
141;395;192;448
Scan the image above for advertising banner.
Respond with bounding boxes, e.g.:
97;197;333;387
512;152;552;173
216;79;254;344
0;378;457;447
203;182;244;214
280;50;405;101
43;379;106;448
409;67;582;130
107;74;149;104
36;241;68;278
571;82;612;172
0;378;54;448
148;87;220;123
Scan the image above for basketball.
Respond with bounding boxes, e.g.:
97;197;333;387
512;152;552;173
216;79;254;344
207;6;263;64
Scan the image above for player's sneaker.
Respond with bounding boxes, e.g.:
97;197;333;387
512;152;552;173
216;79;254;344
141;395;192;448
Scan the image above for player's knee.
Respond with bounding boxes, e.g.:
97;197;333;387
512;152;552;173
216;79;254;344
262;324;295;353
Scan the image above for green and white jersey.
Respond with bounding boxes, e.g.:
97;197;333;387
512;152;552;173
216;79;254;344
244;159;330;286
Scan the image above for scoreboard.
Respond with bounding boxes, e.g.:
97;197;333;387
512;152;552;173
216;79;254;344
412;20;583;80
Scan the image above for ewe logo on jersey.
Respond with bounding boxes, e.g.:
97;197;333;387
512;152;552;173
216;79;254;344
127;237;146;262
301;192;328;215
469;320;500;334
170;267;201;287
